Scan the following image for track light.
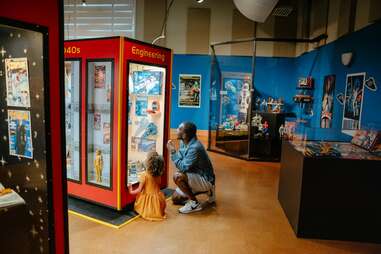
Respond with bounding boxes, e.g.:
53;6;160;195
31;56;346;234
81;0;87;6
196;0;204;3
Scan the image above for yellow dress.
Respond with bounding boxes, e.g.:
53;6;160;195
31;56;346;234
134;172;166;221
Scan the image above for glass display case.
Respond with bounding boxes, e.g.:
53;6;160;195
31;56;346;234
64;37;172;210
208;51;291;161
127;63;166;185
65;60;81;182
86;60;113;188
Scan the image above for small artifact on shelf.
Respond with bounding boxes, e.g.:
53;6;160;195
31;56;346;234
0;188;12;196
293;94;313;103
297;76;314;89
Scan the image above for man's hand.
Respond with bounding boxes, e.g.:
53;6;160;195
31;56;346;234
167;140;176;154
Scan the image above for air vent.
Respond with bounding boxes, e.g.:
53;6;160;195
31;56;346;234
272;6;293;17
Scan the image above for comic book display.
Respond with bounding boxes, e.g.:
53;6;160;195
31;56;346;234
86;61;113;187
0;22;54;253
127;63;166;185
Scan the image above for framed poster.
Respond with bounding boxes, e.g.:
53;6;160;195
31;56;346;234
178;74;201;108
7;110;33;159
342;73;365;131
320;75;336;128
5;57;31;107
94;65;106;88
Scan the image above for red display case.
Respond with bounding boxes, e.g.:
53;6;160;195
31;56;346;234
64;37;172;210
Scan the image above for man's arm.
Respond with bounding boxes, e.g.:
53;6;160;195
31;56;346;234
171;146;198;173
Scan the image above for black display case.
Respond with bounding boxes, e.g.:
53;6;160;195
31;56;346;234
278;140;381;243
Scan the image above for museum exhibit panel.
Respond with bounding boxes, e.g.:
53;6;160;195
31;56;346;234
64;37;172;210
0;1;68;253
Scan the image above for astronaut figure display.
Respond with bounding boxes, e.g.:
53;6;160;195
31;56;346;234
94;149;104;183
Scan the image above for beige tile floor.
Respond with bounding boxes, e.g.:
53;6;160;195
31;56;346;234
68;152;381;254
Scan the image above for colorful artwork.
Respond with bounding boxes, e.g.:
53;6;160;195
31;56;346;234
179;74;201;108
132;71;162;95
103;122;110;144
5;58;31;107
135;96;148;116
320;75;336;128
8;110;33;159
94;65;106;88
94;112;101;130
342;73;365;130
221;73;252;124
304;142;341;158
351;130;380;151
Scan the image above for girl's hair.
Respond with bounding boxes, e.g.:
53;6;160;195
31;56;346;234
145;151;164;177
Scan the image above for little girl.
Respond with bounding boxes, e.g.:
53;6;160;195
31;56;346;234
128;151;166;221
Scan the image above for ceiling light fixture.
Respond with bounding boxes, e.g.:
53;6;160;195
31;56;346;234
196;0;204;3
81;0;87;7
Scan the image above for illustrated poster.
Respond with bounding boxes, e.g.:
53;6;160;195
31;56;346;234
7;110;33;158
135;96;148;116
94;112;101;130
320;75;336;128
94;65;106;88
178;74;201;108
342;73;365;130
5;58;31;107
132;71;162;95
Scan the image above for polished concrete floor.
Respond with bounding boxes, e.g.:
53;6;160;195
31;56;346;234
69;152;381;254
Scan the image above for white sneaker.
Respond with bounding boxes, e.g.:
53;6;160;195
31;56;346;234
208;185;216;204
179;200;202;214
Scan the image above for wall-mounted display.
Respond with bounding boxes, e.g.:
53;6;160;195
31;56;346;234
342;73;365;130
64;37;172;210
7;110;33;159
5;57;31;107
178;74;201;108
86;60;113;188
65;60;81;182
0;19;58;253
320;75;336;128
365;77;377;91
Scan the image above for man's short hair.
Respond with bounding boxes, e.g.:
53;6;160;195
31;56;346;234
181;122;197;139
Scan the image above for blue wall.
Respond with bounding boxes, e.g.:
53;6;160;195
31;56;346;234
170;21;381;132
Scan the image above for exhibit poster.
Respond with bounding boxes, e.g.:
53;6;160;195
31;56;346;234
94;65;106;88
103;122;110;144
5;57;31;107
342;73;365;130
7;110;33;159
132;70;162;95
220;72;251;124
135;96;148;116
94;112;102;130
178;74;201;108
320;75;336;128
138;138;156;152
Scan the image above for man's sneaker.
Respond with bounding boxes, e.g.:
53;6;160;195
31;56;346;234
179;200;202;214
208;185;216;204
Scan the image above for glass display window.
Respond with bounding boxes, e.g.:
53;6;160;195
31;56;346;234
86;60;114;188
127;62;166;185
64;60;81;182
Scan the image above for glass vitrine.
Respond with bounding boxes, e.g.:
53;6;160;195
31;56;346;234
64;60;81;182
127;62;166;184
86;60;113;188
